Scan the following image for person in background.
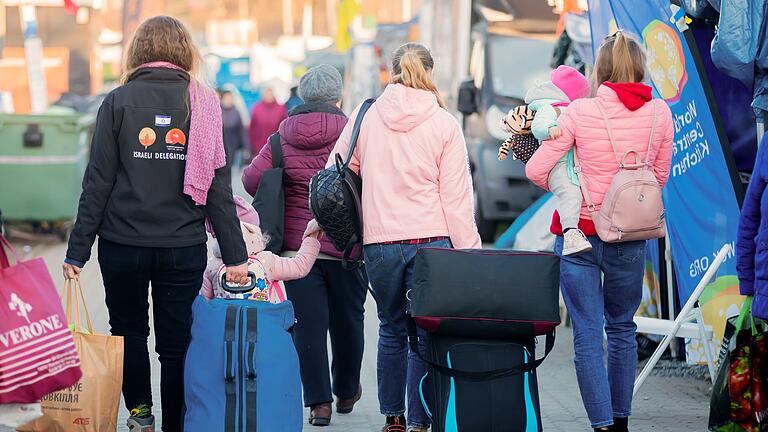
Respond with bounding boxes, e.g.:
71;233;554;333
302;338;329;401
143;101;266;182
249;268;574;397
526;31;673;432
62;15;249;432
248;86;287;157
220;89;247;169
242;64;367;427
736;131;768;322
286;85;304;112
327;43;481;432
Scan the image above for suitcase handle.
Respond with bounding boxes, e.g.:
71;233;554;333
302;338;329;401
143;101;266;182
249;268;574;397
220;272;258;293
407;318;555;381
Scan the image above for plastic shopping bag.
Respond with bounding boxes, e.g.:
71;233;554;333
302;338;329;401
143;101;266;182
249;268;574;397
19;279;124;432
0;236;81;404
0;404;41;428
709;297;768;431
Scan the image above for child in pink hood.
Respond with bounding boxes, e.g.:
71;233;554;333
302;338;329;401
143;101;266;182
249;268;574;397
200;196;323;300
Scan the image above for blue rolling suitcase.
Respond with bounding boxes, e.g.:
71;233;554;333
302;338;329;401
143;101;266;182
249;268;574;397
183;294;302;431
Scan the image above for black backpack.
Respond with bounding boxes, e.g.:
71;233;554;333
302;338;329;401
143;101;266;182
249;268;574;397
309;98;375;268
252;134;284;254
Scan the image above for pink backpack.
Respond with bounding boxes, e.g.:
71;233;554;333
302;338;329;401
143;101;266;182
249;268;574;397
573;101;666;242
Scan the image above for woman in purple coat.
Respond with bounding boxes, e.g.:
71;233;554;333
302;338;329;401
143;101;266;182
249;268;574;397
242;65;366;427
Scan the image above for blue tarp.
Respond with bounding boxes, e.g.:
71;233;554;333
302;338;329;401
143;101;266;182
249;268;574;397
693;25;757;172
711;0;768;115
495;193;556;252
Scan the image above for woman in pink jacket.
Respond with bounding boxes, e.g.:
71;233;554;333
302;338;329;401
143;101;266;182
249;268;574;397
526;32;673;432
327;43;481;432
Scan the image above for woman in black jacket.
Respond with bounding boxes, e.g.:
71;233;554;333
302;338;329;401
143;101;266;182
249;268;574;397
62;16;249;432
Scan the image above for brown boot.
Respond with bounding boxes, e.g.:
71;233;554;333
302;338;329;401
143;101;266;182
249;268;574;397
308;403;332;427
336;385;362;414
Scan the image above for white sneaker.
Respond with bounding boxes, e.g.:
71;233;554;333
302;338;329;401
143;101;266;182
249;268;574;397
562;229;592;256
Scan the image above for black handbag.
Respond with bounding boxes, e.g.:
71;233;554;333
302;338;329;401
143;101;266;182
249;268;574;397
403;248;559;381
252;134;284;254
309;98;375;269
411;248;561;338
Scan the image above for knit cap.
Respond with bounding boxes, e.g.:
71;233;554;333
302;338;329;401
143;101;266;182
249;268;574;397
550;65;591;102
206;196;260;236
298;64;343;104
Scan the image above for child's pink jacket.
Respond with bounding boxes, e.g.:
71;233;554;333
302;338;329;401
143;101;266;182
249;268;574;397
201;237;321;299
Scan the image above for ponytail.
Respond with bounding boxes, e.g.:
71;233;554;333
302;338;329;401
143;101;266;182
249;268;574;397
592;31;647;87
391;43;446;108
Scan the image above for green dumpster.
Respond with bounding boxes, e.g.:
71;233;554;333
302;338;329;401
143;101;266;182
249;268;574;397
0;112;95;222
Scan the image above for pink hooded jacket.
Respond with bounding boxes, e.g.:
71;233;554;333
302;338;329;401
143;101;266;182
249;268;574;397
526;84;674;222
327;84;481;249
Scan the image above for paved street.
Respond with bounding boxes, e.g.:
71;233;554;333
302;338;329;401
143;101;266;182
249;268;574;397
1;166;711;432
2;233;711;432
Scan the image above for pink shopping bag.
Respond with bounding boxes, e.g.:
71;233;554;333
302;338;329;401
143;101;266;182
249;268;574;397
0;236;82;404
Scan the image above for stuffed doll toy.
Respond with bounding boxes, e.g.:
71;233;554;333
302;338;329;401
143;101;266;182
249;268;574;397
498;105;536;161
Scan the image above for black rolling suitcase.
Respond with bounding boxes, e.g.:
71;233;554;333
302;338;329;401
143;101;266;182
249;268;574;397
408;248;560;432
420;335;544;432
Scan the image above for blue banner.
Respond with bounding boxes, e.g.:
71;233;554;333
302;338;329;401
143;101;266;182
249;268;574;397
587;0;741;312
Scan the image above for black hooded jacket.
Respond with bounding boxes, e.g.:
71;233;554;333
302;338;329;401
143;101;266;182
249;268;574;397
66;68;247;266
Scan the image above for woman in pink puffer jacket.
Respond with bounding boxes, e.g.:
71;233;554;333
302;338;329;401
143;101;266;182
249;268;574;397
526;32;673;432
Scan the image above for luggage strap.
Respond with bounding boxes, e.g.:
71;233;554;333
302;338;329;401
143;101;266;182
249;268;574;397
245;308;258;432
224;306;238;432
407;318;555;381
353;269;555;381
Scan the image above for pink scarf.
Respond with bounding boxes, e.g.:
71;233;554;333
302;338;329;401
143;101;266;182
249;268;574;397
138;61;226;206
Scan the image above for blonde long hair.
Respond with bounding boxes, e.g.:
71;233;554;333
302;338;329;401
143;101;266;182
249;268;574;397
592;31;647;87
390;43;446;108
121;16;203;84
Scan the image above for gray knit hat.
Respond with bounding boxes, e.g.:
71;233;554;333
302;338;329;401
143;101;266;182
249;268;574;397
298;64;343;104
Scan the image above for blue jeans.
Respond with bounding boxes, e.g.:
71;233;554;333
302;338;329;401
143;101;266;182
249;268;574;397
364;238;452;428
554;236;645;429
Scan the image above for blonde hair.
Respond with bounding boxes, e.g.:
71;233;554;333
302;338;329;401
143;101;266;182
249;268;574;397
121;16;203;84
592;31;647;87
390;43;446;108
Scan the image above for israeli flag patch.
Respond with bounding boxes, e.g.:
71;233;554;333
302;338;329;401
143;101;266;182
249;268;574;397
155;115;171;127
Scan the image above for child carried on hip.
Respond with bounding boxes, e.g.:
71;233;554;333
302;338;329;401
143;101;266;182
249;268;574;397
499;65;591;256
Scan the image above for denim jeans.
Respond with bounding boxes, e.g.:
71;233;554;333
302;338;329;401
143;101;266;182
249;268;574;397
364;238;452;428
554;235;645;429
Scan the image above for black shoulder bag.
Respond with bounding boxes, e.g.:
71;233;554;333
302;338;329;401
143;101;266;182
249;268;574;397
309;98;375;269
252;133;284;254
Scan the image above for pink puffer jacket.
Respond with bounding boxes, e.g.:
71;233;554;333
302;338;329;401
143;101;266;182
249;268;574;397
526;84;674;221
327;84;481;249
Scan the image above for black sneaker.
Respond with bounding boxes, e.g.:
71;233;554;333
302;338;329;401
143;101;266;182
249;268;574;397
382;415;407;432
613;417;629;432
